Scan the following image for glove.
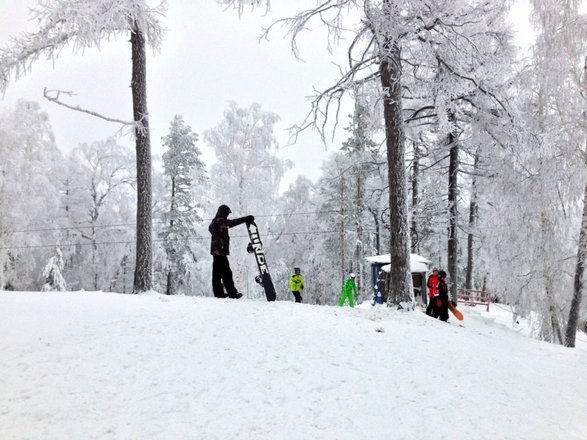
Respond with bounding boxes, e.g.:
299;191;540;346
436;298;443;307
450;300;456;307
245;215;255;224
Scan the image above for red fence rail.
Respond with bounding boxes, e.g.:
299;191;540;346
457;289;492;312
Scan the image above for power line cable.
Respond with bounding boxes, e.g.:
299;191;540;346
0;227;370;251
1;209;341;235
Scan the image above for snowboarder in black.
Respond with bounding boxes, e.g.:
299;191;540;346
432;270;450;322
209;204;254;298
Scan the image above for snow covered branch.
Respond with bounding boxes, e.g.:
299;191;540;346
0;0;166;94
217;0;270;17
43;88;137;130
436;55;513;121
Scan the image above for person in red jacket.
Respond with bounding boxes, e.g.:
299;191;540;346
432;270;450;322
425;268;439;316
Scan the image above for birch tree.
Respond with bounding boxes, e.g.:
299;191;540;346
205;102;287;216
529;0;587;346
67;138;134;290
0;0;166;293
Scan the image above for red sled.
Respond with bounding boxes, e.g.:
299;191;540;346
448;302;464;321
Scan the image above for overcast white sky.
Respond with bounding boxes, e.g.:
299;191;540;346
0;0;535;189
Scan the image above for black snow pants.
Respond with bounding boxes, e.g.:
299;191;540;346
212;255;239;298
431;296;449;322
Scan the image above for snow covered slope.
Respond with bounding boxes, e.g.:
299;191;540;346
0;292;585;440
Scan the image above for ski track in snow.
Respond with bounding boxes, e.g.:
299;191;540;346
0;291;586;440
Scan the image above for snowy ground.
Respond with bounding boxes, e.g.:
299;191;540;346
0;291;586;440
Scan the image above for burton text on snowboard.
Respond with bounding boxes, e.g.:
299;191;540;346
246;221;276;301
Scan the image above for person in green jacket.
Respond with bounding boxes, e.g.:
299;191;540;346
339;272;357;308
289;266;304;303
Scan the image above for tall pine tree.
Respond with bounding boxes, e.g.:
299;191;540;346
160;115;206;295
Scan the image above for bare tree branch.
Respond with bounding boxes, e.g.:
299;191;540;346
43;87;144;134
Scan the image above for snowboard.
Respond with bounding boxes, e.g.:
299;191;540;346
448;302;464;321
246;221;276;302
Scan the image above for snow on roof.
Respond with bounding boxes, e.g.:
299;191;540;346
365;253;431;274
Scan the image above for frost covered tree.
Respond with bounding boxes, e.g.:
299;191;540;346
41;248;67;292
0;100;65;290
0;0;166;294
66;138;134;290
435;10;515;301
313;151;387;305
316;153;358;297
476;0;586;345
530;0;586;346
159;115;206;296
205;102;287;215
0;105;137;294
271;176;320;302
341;92;383;298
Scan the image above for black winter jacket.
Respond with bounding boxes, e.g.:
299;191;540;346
209;205;247;256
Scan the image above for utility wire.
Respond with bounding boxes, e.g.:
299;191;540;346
0;227;377;251
3;222;153;235
1;209;341;235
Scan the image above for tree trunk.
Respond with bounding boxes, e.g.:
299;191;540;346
166;270;173;296
340;173;345;283
355;171;363;298
447;111;459;303
90;182;98;290
565;62;587;346
369;207;381;254
165;177;176;296
122;255;128;294
540;213;563;344
565;163;587;347
379;4;412;306
131;21;153;294
545;278;564;344
465;148;479;290
92;223;98;290
411;143;420;254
